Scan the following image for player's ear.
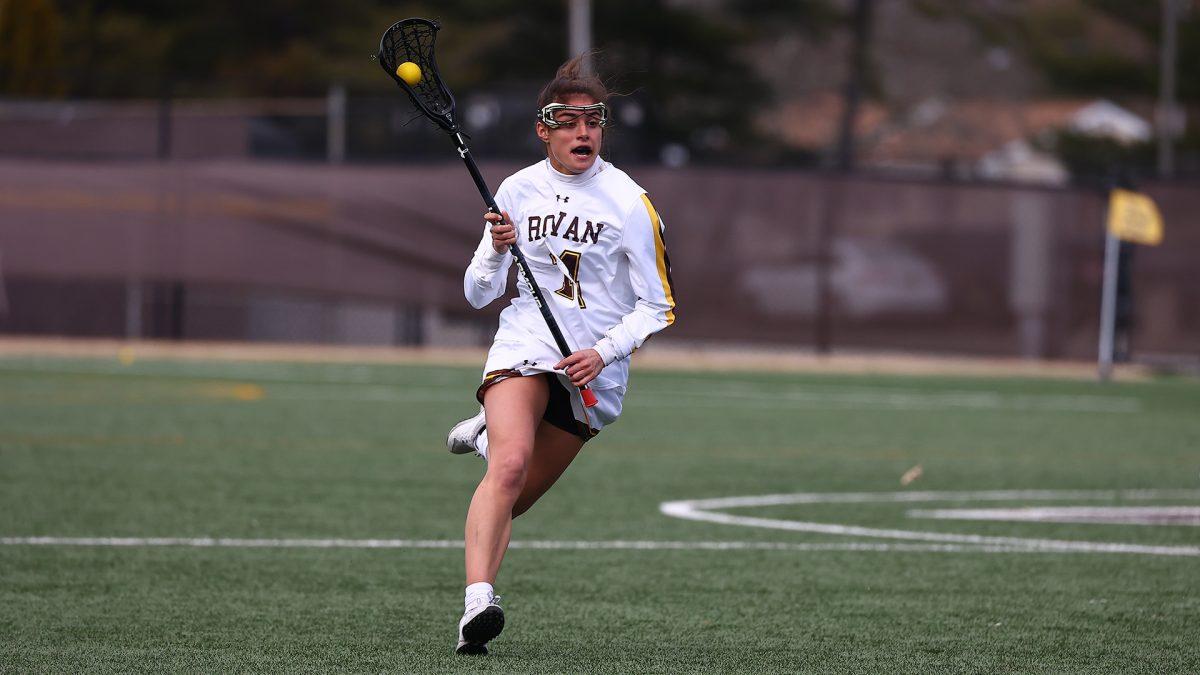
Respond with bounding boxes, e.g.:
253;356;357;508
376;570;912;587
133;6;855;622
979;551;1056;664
535;121;551;143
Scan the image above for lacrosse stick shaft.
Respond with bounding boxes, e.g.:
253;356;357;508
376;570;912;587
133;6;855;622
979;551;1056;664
452;134;598;409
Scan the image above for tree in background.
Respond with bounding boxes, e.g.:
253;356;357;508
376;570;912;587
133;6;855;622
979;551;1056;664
916;0;1200;178
9;1;836;162
432;0;837;162
46;0;382;97
913;0;1172;99
0;0;64;95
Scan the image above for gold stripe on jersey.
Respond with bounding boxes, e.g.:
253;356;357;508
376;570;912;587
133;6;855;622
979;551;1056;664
640;194;676;325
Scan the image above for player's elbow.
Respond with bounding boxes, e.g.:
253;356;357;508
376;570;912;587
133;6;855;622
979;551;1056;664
637;301;675;330
464;286;492;309
463;275;495;309
657;298;677;328
660;305;675;328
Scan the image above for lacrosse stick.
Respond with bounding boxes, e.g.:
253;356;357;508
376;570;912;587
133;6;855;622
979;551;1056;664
377;17;598;408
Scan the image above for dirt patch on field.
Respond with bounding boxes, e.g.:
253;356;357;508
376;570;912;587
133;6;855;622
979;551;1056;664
0;336;1151;381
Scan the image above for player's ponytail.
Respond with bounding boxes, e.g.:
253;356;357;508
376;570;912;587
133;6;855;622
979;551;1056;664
537;53;609;107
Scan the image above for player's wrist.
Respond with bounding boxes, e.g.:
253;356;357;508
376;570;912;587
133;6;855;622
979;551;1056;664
592;339;620;366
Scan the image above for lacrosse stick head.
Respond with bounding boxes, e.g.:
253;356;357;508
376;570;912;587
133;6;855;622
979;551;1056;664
377;18;459;133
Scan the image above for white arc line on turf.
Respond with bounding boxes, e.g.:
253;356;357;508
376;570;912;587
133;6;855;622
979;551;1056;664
0;537;1184;556
658;489;1200;557
907;506;1200;525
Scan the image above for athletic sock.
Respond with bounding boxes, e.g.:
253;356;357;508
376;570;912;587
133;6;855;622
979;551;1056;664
465;581;494;609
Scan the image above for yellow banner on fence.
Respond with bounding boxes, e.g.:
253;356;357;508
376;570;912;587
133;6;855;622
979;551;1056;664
1107;189;1163;246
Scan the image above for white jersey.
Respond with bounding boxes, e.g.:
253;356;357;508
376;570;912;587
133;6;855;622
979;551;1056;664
463;158;676;431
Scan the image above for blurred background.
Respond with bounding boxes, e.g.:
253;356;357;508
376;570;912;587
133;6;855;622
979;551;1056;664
0;0;1197;367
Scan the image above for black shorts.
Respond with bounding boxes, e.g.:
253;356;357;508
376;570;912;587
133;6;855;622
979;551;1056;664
476;370;598;442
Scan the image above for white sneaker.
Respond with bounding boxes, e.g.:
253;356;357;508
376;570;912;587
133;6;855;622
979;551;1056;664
455;595;504;655
447;409;487;459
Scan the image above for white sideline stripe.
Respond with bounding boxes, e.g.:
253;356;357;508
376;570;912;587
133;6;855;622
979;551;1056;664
636;387;1140;413
908;506;1200;526
659;489;1200;557
262;386;464;403
2;361;1139;413
0;361;464;389
0;537;1179;556
270;387;1140;410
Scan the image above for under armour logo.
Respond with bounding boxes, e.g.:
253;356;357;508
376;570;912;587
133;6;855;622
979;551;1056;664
457;147;469;159
556;195;569;203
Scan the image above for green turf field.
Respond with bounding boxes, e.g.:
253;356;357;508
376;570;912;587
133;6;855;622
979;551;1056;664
1;354;1198;673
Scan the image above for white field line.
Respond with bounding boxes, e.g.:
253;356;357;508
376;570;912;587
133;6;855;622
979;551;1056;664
659;489;1200;557
0;360;366;384
908;506;1200;526
0;360;463;388
1;361;1140;414
259;385;464;403
0;537;1176;556
6;495;1199;557
634;386;1140;414
263;385;1139;411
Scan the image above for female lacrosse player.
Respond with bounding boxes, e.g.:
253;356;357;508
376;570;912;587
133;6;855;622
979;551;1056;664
445;55;676;655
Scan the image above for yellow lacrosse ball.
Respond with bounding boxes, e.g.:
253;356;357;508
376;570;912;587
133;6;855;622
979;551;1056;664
396;62;422;86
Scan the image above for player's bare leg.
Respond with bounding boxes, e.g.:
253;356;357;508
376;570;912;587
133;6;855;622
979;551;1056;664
457;375;547;654
512;421;585;518
465;375;547;582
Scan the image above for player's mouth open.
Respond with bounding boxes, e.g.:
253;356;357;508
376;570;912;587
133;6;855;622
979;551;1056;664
570;145;593;157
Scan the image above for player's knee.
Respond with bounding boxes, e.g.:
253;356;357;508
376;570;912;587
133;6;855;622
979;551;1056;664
486;450;529;493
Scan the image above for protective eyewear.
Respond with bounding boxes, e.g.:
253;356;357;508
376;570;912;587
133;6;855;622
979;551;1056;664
537;102;610;129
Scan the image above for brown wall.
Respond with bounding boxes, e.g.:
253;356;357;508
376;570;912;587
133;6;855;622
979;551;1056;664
0;159;1196;358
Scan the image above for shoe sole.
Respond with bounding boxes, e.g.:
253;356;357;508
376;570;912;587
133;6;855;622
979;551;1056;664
461;605;504;645
455;641;488;656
